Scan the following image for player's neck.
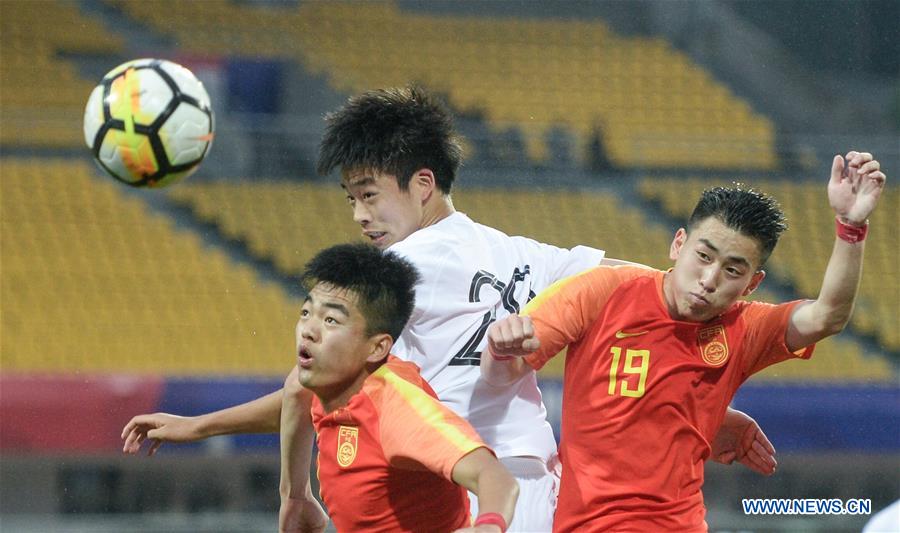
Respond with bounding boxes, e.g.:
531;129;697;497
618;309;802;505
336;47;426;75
419;193;455;229
317;373;370;414
316;361;386;414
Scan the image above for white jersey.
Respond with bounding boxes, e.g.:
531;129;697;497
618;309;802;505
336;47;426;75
388;212;604;460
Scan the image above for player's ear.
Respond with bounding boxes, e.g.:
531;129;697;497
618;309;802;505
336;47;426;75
742;270;766;296
365;333;393;364
409;168;436;204
669;228;688;261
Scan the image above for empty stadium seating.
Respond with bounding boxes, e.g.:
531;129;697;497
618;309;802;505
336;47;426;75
0;1;122;149
0;159;301;375
106;0;775;170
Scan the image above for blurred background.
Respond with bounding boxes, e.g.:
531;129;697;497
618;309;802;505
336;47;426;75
1;0;898;531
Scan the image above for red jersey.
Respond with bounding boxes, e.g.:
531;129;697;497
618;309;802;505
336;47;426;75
523;266;814;532
311;356;487;533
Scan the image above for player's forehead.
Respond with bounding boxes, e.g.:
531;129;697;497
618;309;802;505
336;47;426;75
687;217;763;268
340;167;398;190
305;283;361;315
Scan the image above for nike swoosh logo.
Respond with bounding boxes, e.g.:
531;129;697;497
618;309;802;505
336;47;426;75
615;330;649;339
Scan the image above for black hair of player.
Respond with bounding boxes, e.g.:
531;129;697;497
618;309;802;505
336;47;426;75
301;243;420;342
317;86;463;193
688;185;787;266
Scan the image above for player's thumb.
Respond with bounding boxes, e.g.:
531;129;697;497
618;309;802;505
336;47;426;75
521;337;541;353
830;154;844;184
716;451;736;465
146;428;164;440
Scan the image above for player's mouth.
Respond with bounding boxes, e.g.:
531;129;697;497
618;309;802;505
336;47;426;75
688;292;710;306
364;231;388;246
297;345;314;369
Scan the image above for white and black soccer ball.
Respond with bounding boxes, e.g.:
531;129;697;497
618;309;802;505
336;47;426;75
84;58;214;188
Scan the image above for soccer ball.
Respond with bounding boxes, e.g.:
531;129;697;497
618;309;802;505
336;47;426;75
83;58;214;188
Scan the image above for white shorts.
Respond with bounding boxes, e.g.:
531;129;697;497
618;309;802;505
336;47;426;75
469;455;559;533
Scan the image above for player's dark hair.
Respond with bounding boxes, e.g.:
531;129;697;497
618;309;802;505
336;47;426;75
317;86;463;193
688;185;787;266
301;243;420;341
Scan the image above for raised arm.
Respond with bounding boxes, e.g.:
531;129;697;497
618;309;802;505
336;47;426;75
785;151;886;352
122;385;284;455
451;448;519;533
279;367;327;533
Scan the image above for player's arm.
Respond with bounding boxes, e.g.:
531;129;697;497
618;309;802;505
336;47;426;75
279;368;327;533
122;383;284;455
785;151;886;352
451;448;519;533
482;268;614;387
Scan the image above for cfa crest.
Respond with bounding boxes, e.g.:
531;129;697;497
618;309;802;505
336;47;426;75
698;325;729;367
337;426;358;468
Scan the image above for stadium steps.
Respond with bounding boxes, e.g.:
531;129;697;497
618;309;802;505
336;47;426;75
0;158;301;376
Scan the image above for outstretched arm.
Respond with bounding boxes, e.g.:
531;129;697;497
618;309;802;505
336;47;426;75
451;448;519;533
121;386;284;455
786;151;886;352
279;367;327;533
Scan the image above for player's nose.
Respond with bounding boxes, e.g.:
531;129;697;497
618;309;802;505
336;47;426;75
699;266;719;292
352;201;371;225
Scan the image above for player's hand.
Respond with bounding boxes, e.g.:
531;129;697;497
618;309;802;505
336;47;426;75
279;495;328;533
121;413;202;456
829;151;886;226
487;314;541;358
710;409;777;476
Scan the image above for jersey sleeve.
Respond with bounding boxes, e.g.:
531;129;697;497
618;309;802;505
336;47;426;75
740;299;815;377
523;265;647;370
371;365;489;480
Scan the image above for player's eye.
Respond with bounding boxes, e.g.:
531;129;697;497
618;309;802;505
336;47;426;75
362;191;377;200
697;251;711;262
324;316;339;325
300;309;310;318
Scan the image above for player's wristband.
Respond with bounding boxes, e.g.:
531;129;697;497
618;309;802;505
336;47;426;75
835;216;868;243
489;348;515;362
474;512;508;532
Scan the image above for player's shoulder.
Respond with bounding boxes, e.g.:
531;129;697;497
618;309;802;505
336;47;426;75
389;213;472;262
575;264;660;287
363;357;437;411
391;213;505;272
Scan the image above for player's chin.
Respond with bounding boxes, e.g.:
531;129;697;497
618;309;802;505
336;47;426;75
296;368;316;387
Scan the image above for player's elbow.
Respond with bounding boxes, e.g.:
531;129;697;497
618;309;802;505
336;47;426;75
817;305;853;337
803;301;853;339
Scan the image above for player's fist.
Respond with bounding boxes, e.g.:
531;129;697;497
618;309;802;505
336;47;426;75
487;314;541;359
829;151;886;225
